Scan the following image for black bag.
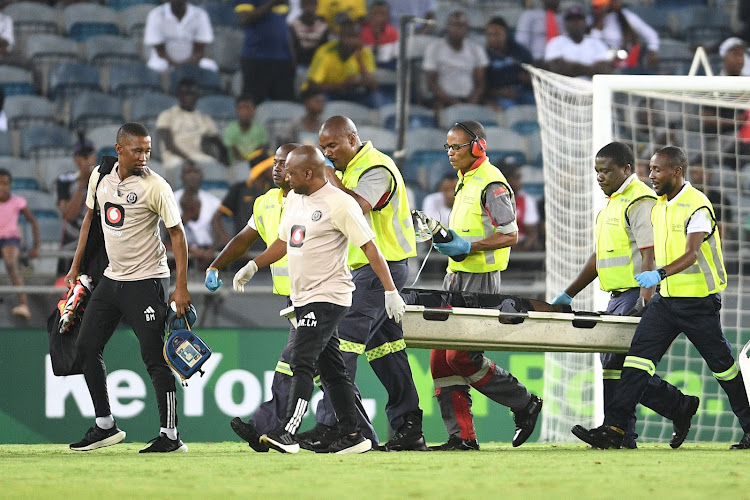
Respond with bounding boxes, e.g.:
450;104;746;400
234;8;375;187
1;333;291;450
47;157;117;376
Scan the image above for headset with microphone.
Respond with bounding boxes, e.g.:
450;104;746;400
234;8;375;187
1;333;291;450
455;122;487;158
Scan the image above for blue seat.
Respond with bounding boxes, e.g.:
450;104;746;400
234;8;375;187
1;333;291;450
84;35;140;66
128;92;178;123
21;125;74;159
203;2;240;28
105;0;158;11
196;95;237;130
169;65;223;95
109;62;162;97
0;64;37;97
0;133;13;156
47;63;102;100
402;150;452;190
70;91;125;129
64;3;121;42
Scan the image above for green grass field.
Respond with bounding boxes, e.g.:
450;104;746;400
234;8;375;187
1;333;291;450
2;442;747;499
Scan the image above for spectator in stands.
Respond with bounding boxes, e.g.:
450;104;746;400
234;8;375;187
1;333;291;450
236;0;296;103
515;0;564;65
174;161;222;253
56;133;97;276
423;11;488;110
144;0;218;73
719;37;748;76
484;16;534;110
304;20;379;108
545;6;611;78
223;94;268;166
316;0;366;31
0;168;39;320
0;88;6;133
589;0;659;72
284;87;326;145
289;0;330;70
177;192;214;271
361;0;399;70
0;10;14;59
156;78;228;184
421;173;456;224
502;160;540;252
212;151;275;245
386;0;436;34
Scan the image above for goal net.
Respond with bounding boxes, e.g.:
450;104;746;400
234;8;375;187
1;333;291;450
528;65;750;444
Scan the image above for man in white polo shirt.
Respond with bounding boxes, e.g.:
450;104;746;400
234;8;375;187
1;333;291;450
545;6;611;78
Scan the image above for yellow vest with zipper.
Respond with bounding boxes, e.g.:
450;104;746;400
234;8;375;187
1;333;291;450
652;184;726;297
253;188;290;296
341;141;416;269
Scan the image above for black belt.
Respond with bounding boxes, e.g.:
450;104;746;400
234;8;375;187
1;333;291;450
611;288;637;297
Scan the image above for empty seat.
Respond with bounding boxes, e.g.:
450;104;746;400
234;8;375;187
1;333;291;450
106;0;158;11
0;132;13;156
128;92;178;123
37;156;76;193
255;100;305;126
208;28;244;74
401;128;450;188
69;91;125;129
322;100;376;126
21;124;74;159
379;103;437;130
86;125;122;152
47;62;102;100
196;95;236;130
84;35;140;66
0;64;36;96
108;62;162;97
169;65;223;95
3;1;60;55
0;157;38;188
64;3;120;42
17;189;57;213
439;104;500;129
3;95;57;129
203;1;240;29
484;126;527;165
357;125;397;153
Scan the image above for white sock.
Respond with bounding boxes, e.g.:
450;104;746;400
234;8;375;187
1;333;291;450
161;427;178;440
96;415;115;430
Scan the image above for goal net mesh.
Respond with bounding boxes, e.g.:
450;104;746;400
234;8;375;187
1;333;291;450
529;65;750;444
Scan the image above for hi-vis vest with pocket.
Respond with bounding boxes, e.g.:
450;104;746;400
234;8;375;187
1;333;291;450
595;178;656;292
341;141;416;269
253;188;290;296
652;184;727;297
448;159;513;273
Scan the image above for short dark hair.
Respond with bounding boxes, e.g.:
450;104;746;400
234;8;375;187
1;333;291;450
487;16;508;30
597;142;634;167
0;167;10;180
117;122;150;144
655;146;688;171
177;78;199;91
451;120;486;141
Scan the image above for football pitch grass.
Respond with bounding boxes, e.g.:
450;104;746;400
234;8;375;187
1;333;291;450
2;442;746;499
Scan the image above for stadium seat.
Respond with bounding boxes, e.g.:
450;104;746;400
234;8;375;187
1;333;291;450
2;1;60;55
322;100;377;126
484;127;528;165
108;62;162;98
401;128;451;189
673;7;730;46
84;35;140;66
169;65;223;95
0;157;39;189
119;3;156;58
628;7;672;35
196;95;236;130
0;133;13;156
208;29;244;74
47;62;102;101
21;124;74;159
199;161;231;191
86;125;122;152
63;3;121;42
439;104;500;129
37;156;76;193
36;214;64;244
127;92;178;123
106;0;158;11
69;91;125;129
4;95;57;130
356;126;397;153
254;100;305;126
379;103;437;130
203;1;240;29
0;64;37;97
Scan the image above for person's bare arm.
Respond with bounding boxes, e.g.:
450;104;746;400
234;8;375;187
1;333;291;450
468;66;486;104
158;128;190;160
189;42;206;65
326;173;374;214
64;208;94;287
59;181;88;222
167;223;191;316
661;232;706;278
425;69;457;106
154;44;176;66
210;224;260;270
638;246;655;303
564;252;598;298
469;230;518;253
21;206;40;259
252;237;288;269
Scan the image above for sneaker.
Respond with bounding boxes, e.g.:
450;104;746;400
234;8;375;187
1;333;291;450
230;417;268;452
670;396;700;449
512;395;543;447
70;424;126;451
378;410;428;451
730;432;750;449
297;423;336;452
428;435;480;451
314;431;372;454
12;304;31;320
261;429;300;454
571;424;625;449
139;433;188;453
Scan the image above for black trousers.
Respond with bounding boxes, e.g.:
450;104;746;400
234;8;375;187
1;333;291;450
76;277;176;428
240;57;295;103
283;302;358;436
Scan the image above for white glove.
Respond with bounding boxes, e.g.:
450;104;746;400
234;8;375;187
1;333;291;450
384;290;406;323
233;260;258;292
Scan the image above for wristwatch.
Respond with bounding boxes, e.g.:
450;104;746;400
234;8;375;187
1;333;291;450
657;268;668;281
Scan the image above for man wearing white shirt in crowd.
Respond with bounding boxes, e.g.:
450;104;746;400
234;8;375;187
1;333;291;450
545;6;611;79
421;173;456;225
515;0;564;65
144;0;219;73
174;161;221;250
589;0;659;71
718;37;750;77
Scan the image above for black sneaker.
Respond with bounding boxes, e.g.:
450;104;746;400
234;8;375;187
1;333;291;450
427;435;480;451
297;423;336;452
730;432;750;450
512;395;543;447
230;417;268;452
139;432;188;453
670;396;700;449
379;410;428;451
571;424;625;449
261;429;299;454
70;424;126;451
314;431;372;454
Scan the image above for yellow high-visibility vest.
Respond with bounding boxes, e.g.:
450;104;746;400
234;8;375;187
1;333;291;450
253;188;289;296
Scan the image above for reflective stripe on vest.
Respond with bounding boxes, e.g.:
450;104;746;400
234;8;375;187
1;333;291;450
341;141;416;269
254;188;290;296
651;185;727;297
595;179;656;291
448;159;512;273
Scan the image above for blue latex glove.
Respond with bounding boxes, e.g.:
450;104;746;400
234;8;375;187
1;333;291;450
205;267;223;292
550;291;573;305
433;229;471;257
635;270;663;289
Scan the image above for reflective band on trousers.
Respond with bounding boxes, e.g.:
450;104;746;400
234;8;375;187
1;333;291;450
433;357;492;388
602;369;621;380
365;339;406;362
623;356;656;376
275;361;293;376
339;340;366;354
714;363;740;381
